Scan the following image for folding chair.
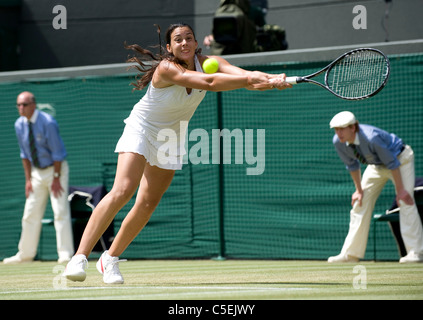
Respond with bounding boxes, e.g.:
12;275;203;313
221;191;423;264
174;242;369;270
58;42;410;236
373;181;423;260
68;186;113;253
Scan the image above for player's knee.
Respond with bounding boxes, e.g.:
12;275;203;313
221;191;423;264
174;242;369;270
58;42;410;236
110;182;137;203
137;195;162;214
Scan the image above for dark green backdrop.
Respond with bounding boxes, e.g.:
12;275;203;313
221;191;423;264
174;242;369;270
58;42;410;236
1;53;422;261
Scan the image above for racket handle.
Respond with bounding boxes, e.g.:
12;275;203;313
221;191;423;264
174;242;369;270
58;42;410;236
285;76;299;84
269;76;299;85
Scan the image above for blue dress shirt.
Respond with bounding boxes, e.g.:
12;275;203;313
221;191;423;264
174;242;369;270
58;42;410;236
333;124;404;172
15;110;67;168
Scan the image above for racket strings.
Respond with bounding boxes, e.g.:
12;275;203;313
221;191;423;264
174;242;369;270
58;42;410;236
327;50;389;99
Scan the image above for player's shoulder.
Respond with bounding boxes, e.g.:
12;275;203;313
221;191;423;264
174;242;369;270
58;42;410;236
156;59;186;78
197;54;208;65
152;60;177;88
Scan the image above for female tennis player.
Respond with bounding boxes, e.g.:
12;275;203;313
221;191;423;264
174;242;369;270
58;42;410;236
64;23;291;284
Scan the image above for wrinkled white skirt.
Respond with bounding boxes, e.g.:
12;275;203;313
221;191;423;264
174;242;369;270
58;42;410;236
115;122;183;171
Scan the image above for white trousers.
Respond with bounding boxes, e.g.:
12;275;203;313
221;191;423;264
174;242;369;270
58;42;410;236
16;161;74;261
340;145;423;258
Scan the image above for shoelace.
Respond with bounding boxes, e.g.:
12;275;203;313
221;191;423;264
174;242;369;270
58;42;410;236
106;258;127;272
65;256;87;274
69;255;87;269
79;258;88;268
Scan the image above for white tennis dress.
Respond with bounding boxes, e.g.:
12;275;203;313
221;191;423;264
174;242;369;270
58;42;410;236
115;55;207;170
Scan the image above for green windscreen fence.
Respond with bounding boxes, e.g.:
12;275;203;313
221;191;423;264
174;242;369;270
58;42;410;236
0;53;422;261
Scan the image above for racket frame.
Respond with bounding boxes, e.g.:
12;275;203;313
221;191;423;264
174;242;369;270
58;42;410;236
287;48;390;100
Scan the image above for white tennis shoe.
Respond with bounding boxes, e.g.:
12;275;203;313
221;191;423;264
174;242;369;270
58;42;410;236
327;253;359;263
96;251;126;284
399;252;423;263
63;254;88;282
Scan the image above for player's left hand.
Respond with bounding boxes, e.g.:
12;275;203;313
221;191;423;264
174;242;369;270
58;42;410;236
269;74;292;90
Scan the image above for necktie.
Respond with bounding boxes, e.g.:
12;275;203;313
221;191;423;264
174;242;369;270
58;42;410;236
350;144;366;164
28;122;40;167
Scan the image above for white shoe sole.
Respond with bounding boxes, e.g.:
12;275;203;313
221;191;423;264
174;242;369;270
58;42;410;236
328;256;359;263
104;277;124;284
64;272;86;282
399;258;423;263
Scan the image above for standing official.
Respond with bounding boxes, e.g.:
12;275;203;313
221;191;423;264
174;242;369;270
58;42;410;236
328;111;423;263
3;91;74;264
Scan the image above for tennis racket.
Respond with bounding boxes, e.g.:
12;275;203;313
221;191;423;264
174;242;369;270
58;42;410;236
273;48;390;100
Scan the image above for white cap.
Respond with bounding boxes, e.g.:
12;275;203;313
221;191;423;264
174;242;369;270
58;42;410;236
329;111;357;128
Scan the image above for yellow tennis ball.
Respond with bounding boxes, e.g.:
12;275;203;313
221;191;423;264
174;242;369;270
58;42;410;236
202;58;219;74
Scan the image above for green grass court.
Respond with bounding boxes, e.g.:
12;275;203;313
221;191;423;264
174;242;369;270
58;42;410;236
0;259;422;300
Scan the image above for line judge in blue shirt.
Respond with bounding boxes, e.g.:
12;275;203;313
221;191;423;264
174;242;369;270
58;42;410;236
3;91;74;264
328;111;423;264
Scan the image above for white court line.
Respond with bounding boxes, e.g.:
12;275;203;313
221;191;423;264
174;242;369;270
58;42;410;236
0;285;311;295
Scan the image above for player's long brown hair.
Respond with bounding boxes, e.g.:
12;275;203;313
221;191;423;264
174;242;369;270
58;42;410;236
125;23;201;91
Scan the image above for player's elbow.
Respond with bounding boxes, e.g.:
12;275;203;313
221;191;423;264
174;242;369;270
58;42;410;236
202;76;220;92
